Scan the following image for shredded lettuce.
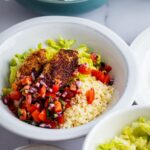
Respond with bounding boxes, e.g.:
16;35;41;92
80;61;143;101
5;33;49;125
46;39;61;50
9;66;18;85
46;37;76;50
58;36;76;49
77;44;94;68
2;88;12;96
45;47;58;61
8;37;101;87
97;117;150;150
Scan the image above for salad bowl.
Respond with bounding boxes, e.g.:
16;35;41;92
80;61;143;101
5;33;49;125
0;16;137;141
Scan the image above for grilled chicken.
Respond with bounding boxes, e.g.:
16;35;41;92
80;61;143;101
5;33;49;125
42;49;78;87
17;49;47;78
17;48;78;87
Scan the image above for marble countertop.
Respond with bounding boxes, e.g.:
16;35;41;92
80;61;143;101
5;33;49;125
1;0;150;149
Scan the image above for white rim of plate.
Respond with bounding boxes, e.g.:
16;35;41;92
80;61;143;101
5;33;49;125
15;144;63;150
130;27;150;105
0;16;137;141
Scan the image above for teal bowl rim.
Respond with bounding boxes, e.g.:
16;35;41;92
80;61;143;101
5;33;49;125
16;0;108;15
37;0;88;4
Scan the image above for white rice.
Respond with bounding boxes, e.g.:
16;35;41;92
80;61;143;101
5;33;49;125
60;76;114;128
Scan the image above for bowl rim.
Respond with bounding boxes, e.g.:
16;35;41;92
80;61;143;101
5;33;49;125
82;105;150;150
0;16;137;141
36;0;88;4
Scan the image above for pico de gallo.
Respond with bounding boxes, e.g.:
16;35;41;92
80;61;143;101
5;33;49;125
2;37;114;129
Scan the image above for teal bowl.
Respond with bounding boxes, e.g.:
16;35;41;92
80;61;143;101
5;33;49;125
16;0;108;15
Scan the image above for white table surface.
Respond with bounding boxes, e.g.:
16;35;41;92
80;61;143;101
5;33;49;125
1;0;150;149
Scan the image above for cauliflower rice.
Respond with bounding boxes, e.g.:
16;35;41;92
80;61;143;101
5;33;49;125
61;76;114;128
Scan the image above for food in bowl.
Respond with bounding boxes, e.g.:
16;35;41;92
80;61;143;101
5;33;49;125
97;117;150;150
2;37;114;129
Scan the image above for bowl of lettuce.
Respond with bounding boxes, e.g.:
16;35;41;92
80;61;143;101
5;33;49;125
83;105;150;150
0;16;136;141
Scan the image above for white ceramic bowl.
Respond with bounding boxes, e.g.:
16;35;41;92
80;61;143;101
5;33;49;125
0;16;137;141
83;105;150;150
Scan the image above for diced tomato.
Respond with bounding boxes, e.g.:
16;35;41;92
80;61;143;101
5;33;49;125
86;88;95;104
31;109;40;122
78;64;91;74
39;85;46;98
90;53;98;63
19;109;27;121
54;101;62;113
46;92;56;99
12;83;18;91
66;91;75;99
52;84;60;93
103;74;111;85
39;109;46;122
91;70;106;83
65;101;71;109
9;91;21;101
57;115;65;124
104;65;112;72
21;76;32;85
91;69;99;78
50;121;57;128
97;71;105;82
45;119;57;128
29;103;40;113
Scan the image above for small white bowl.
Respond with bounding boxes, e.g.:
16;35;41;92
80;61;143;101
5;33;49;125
0;16;137;141
83;105;150;150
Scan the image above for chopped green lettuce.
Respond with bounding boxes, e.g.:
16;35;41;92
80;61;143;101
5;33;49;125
37;43;42;50
46;39;61;50
46;37;76;50
97;117;150;150
58;36;76;49
45;47;58;61
2;88;12;95
77;44;94;68
9;66;18;84
8;37;101;87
